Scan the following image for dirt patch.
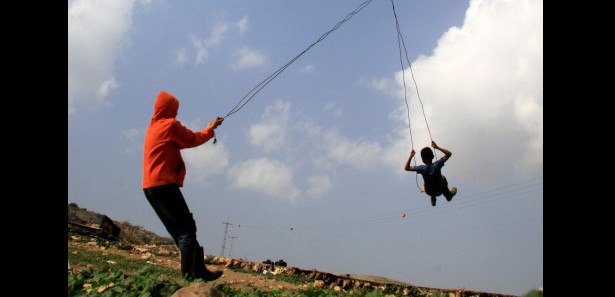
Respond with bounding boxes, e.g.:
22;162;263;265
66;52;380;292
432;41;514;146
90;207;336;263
68;237;306;293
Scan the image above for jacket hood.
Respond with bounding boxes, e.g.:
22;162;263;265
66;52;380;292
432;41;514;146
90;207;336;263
153;91;179;119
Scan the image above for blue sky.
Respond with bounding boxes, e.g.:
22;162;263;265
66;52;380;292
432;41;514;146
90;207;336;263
68;0;543;295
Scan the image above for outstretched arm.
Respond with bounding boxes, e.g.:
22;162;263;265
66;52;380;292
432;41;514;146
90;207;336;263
172;116;224;149
404;149;416;171
432;141;452;162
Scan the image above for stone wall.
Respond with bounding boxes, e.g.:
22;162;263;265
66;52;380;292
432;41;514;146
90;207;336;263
209;256;517;297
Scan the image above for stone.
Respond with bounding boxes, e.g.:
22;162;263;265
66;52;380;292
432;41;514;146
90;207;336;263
171;282;225;297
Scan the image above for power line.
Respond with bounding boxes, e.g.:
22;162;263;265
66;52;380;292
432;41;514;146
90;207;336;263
233;176;543;232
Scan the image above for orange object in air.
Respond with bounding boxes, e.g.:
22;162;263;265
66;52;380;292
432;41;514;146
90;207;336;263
142;91;216;189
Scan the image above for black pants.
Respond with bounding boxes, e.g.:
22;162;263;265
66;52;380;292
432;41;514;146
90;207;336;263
425;175;450;197
143;184;200;252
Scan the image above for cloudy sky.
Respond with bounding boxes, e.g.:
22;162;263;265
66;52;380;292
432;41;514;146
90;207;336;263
68;0;543;295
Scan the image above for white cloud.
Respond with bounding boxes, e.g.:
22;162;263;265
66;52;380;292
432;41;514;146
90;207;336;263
186;22;229;65
382;0;543;184
68;0;137;116
189;34;209;64
300;64;315;73
236;16;249;34
176;47;188;65
121;128;143;154
381;127;412;178
298;121;322;137
248;100;290;153
249;124;285;153
324;103;343;117
231;46;266;70
248;101;381;171
305;174;332;198
98;78;119;99
367;77;394;94
207;23;229;47
323;130;383;170
228;158;300;202
183;139;230;184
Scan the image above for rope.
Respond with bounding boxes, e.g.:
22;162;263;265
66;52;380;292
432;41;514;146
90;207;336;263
390;0;433;144
223;0;375;119
391;0;414;150
390;0;438;190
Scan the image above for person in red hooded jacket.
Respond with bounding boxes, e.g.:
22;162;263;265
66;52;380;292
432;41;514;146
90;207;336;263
142;90;224;281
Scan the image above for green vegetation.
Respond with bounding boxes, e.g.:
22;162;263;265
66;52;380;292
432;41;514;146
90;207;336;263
115;220;175;245
68;241;189;296
68;266;192;297
521;289;543;297
216;283;391;297
68;241;397;296
68;245;179;278
69;231;525;297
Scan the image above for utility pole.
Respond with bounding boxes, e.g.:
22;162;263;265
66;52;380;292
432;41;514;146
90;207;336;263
229;235;237;258
220;221;234;257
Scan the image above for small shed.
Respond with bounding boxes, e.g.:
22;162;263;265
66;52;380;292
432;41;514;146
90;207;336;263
68;204;121;240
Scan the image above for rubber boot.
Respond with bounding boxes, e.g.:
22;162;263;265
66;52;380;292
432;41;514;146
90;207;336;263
180;248;197;279
195;246;223;281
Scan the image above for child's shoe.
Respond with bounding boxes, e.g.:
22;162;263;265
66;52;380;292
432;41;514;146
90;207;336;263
446;187;457;201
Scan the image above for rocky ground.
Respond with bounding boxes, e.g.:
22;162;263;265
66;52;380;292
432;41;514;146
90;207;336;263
68;235;519;297
67;204;523;296
68;236;304;293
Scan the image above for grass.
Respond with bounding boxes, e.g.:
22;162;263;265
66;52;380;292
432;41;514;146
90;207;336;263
68;245;180;279
68;242;191;296
69;233;535;297
521;289;543;297
68;241;404;297
215;284;392;297
68;266;194;297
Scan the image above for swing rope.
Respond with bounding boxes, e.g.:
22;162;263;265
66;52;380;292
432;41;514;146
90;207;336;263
222;0;375;120
390;0;436;190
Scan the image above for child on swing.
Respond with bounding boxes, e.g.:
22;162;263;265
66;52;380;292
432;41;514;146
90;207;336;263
404;141;457;207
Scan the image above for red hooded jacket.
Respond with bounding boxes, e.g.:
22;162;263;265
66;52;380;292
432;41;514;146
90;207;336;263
142;91;215;189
